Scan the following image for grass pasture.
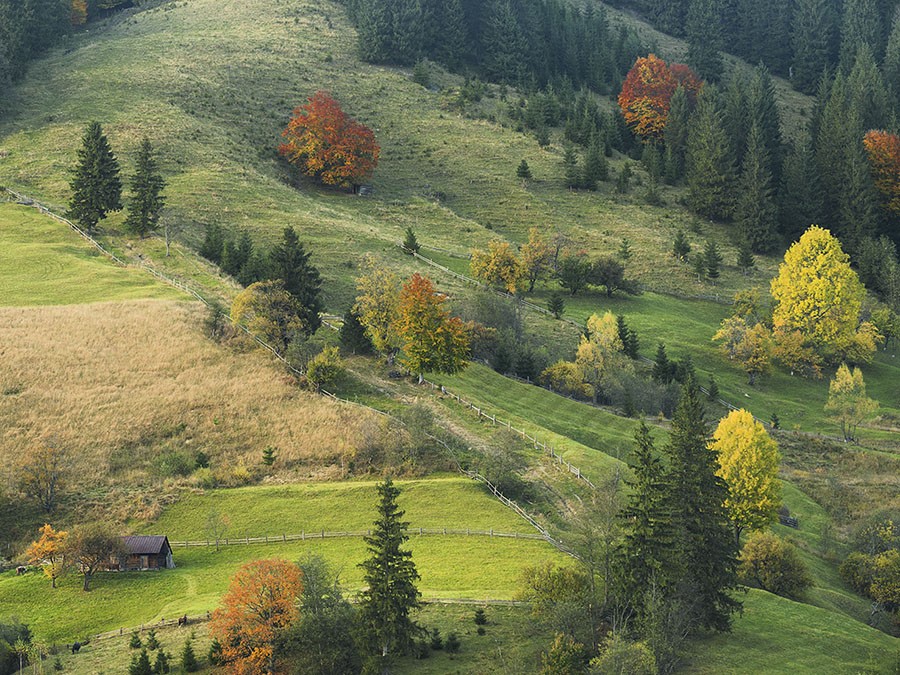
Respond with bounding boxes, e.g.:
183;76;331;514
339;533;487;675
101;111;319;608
0;202;182;306
0;479;565;642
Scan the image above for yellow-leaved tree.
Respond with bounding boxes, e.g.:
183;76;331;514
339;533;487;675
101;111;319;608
770;226;879;364
575;312;624;404
27;524;68;589
521;228;554;293
712;409;781;547
470;241;524;294
231;280;305;352
354;257;402;360
824;363;879;441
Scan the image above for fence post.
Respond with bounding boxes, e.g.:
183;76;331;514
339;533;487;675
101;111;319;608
302;531;305;540
265;536;268;545
490;528;493;536
246;535;249;545
283;533;286;542
321;529;325;538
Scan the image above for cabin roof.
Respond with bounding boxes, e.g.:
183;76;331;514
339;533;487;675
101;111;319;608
121;535;171;555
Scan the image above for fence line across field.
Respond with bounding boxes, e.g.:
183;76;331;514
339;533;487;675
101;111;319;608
170;526;547;549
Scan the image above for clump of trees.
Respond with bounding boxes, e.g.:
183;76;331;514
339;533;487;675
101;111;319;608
279;90;379;188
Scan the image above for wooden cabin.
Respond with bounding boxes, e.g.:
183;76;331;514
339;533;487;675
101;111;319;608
113;535;175;571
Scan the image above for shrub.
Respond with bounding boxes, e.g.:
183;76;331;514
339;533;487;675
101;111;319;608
738;532;813;599
154;451;194;478
145;629;159;650
589;634;656;674
129;631;142;649
840;551;875;595
474;608;487;625
180;639;198;673
230;461;251;485
445;632;460;654
306;346;344;391
429;628;443;651
477;626;486;635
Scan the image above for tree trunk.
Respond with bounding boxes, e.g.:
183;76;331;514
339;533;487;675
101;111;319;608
735;523;742;549
83;572;92;592
51;576;56;589
418;373;424;385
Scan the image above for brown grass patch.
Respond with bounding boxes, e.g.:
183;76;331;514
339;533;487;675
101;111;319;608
0;300;374;493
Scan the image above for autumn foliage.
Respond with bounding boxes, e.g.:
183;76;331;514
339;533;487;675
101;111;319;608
279;90;380;187
27;524;68;588
618;54;702;142
864;130;900;216
210;559;303;675
71;0;87;24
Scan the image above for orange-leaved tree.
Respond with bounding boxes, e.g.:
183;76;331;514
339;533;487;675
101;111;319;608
27;524;68;589
396;273;469;384
210;558;303;675
71;0;87;24
618;54;702;142
864;130;900;217
279;90;380;187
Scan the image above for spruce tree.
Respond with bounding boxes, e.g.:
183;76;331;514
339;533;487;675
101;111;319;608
618;421;680;620
692;252;707;281
736;237;756;274
435;0;467;67
746;64;784;183
734;122;777;253
673;229;692;261
641;143;662;184
840;0;882;71
129;649;152;675
686;0;724;82
562;144;581;189
153;650;169;674
359;477;421;663
68;121;122;233
583;134;608;186
402;226;420;254
722;74;748;166
392;0;423;65
778;134;823;242
663;377;740;632
199;222;225;264
339;306;374;354
686;87;736;221
180;640;198;673
124;138;166;238
839;118;880;253
815;72;851;221
664;85;691;183
704;239;723;280
792;0;836;94
268;226;323;334
482;0;526;84
548;293;564;319
847;44;892;132
652;343;672;383
516;159;532;181
707;375;720;401
883;7;900;97
356;0;395;63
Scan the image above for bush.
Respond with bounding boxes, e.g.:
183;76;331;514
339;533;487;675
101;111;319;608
840;551;874;595
129;631;142;649
474;608;487;625
445;632;460;654
306;346;344;391
429;628;443;651
738;532;813;599
145;629;159;650
590;634;656;674
154;451;195;478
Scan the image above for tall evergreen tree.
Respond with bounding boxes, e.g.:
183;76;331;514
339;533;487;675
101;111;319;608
268;227;323;335
340;306;374;354
124;138;166;238
840;0;882;70
839;117;881;253
664;85;691;183
736;237;756;273
815;71;851;222
482;0;526;84
67;121;122;234
392;0;423;65
883;6;900;97
722;74;749;166
435;0;468;66
686;87;736;221
652;343;672;383
792;0;837;94
358;478;421;664
562;143;581;189
618;421;679;619
735;122;777;253
686;0;724;82
583;133;608;186
704;239;723;279
646;0;688;36
663;377;740;632
778;134;823;242
746;63;784;182
356;0;395;63
846;43;892;132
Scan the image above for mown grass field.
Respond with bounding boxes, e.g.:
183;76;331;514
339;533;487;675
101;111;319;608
0;202;183;305
0;478;564;642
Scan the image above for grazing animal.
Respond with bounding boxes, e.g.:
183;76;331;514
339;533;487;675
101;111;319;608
178;615;188;627
71;642;82;654
15;566;26;576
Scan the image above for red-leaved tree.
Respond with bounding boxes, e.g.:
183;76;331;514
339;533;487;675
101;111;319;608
864;129;900;216
617;54;702;142
210;559;303;675
279;90;380;187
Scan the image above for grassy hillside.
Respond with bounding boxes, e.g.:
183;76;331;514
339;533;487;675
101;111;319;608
0;202;182;305
0;0;810;312
1;478;565;642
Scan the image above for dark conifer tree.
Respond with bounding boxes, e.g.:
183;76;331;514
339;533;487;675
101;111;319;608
392;0;423;65
792;0;837;94
778;134;823;242
839;118;880;253
435;0;468;67
199;222;225;264
221;240;240;277
562;144;581;189
686;0;724;82
68;121;122;233
734;122;777;253
883;7;900;97
237;253;270;287
664;85;691;183
125;138;166;238
402;226;420;254
704;239;723;280
618;420;680;621
482;0;525;84
646;0;688;37
815;72;851;222
736;237;756;273
359;478;421;663
722;74;748;166
663;376;740;632
652;343;672;383
846;43;892;132
672;229;692;261
268;227;323;334
340;306;374;354
840;0;882;70
235;231;253;271
356;0;395;63
686;87;736;221
583;134;608;186
746;64;784;183
516;159;532;181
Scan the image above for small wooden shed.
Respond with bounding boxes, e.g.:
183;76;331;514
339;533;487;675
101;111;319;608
114;536;175;571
